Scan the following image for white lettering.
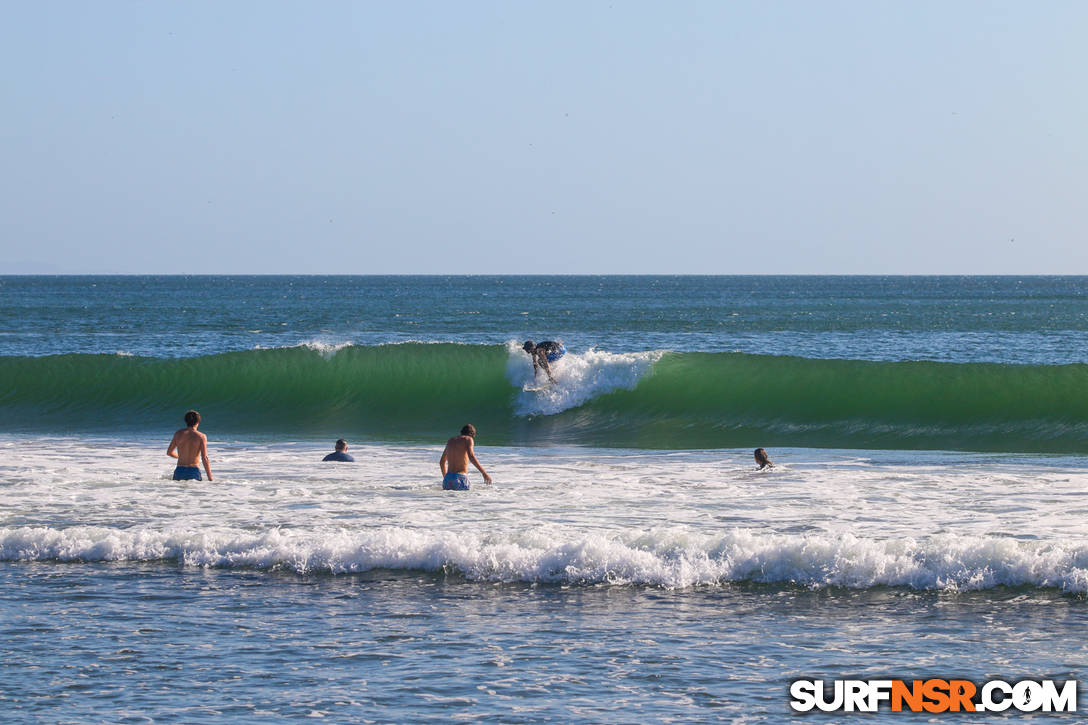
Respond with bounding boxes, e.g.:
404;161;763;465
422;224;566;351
816;680;844;712
844;681;868;712
789;680;817;712
793;677;1078;714
1040;680;1077;712
867;680;893;710
1013;680;1043;712
981;681;1012;712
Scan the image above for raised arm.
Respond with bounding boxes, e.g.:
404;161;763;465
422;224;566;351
167;432;179;459
200;435;214;481
466;438;492;484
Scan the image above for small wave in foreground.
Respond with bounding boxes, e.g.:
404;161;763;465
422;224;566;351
4;526;1088;592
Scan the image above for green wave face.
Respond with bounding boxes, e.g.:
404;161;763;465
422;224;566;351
3;345;1087;452
565;353;1088;451
1;344;514;442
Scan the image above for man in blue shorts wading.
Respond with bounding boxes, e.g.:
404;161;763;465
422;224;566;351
167;409;214;481
439;424;492;490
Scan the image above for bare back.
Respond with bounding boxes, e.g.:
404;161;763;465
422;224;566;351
441;435;473;474
170;427;207;467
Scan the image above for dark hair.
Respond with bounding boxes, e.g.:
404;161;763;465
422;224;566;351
523;340;535;352
335;439;347;451
754;448;771;467
184;410;201;427
461;424;476;437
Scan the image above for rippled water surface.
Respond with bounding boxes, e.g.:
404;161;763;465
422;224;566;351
4;565;1087;723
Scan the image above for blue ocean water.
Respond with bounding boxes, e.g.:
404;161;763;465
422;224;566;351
3;275;1088;362
4;565;1085;722
2;276;1087;721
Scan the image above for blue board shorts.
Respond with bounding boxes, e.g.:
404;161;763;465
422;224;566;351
173;466;202;481
545;344;566;363
442;472;470;491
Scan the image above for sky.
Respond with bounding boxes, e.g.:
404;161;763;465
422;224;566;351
1;1;1085;274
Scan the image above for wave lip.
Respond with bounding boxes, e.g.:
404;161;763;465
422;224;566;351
4;526;1088;592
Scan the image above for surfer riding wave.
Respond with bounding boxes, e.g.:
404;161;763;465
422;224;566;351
522;340;565;383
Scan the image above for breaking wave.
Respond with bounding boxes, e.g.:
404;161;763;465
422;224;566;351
2;343;1087;451
4;526;1088;592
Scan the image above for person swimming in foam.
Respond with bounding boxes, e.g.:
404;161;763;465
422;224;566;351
754;448;773;470
522;340;565;383
322;439;355;462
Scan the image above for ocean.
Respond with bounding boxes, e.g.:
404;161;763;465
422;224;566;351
2;275;1087;722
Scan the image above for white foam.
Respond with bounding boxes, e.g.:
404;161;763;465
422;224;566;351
3;525;1087;591
505;341;663;416
3;436;1088;591
293;341;354;359
251;341;355;358
252;340;480;357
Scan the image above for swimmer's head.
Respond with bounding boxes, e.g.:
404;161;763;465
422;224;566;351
754;448;771;468
335;439;348;451
522;340;535;353
461;424;476;438
184;410;201;427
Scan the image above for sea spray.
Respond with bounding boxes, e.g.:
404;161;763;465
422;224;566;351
505;340;664;416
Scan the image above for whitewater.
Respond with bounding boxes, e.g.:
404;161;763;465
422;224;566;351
5;435;1088;591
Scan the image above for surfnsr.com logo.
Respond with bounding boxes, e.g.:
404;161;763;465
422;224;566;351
790;679;1077;713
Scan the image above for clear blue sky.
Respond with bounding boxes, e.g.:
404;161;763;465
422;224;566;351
2;1;1085;274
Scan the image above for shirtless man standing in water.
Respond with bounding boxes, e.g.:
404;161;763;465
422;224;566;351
167;409;214;481
439;424;492;490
